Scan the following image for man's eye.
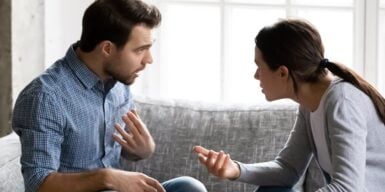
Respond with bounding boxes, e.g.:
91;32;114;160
136;49;145;53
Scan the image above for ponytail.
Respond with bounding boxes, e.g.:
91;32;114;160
326;62;385;124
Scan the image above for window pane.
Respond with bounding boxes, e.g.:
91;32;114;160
291;0;353;7
379;10;385;95
160;4;221;101
225;7;285;103
226;0;285;5
294;9;354;67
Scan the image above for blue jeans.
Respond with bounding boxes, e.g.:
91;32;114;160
255;186;295;192
162;176;207;192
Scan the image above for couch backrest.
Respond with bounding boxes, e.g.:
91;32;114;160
0;97;323;192
121;97;302;192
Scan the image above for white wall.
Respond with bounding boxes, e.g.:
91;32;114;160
12;0;94;103
12;0;45;102
44;0;93;67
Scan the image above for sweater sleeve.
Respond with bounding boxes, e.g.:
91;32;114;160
317;86;368;192
236;106;313;186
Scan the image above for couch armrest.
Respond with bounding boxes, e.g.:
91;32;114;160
0;132;24;192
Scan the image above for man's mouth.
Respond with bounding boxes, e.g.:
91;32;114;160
134;68;145;76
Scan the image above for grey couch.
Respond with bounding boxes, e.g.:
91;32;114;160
0;97;324;192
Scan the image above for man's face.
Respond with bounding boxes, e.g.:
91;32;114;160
105;24;154;85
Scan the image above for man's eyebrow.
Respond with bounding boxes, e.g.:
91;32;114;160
134;39;156;50
134;43;152;51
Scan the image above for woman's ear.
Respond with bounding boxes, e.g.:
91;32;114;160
278;65;289;79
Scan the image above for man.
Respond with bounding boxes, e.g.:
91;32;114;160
12;0;207;191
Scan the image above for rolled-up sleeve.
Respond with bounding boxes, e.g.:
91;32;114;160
12;90;65;192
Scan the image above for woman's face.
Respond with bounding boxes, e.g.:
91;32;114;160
254;47;290;101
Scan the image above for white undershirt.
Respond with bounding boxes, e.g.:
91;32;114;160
310;80;337;174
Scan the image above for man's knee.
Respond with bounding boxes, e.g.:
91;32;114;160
256;186;295;192
162;176;207;192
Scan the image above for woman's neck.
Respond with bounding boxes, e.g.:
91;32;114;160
294;73;334;112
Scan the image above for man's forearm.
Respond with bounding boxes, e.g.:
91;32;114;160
38;168;114;192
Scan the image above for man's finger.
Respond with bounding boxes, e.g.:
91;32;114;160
123;114;141;137
128;111;150;136
113;124;137;146
131;109;139;117
114;123;132;139
146;177;165;192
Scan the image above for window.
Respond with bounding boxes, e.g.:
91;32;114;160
157;4;222;102
133;0;358;103
43;0;384;102
223;6;285;102
379;0;385;95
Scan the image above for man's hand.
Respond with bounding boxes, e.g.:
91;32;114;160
39;169;165;192
113;110;155;159
107;169;165;192
193;145;240;180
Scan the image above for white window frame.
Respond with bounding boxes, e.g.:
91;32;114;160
363;0;379;86
378;0;385;95
134;0;383;101
42;0;384;101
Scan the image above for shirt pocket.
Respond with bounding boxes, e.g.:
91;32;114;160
113;100;135;128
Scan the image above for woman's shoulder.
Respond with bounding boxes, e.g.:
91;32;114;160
326;79;369;103
323;79;374;114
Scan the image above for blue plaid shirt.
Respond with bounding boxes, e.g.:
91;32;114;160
12;43;135;192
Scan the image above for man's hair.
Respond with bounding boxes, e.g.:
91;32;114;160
79;0;161;52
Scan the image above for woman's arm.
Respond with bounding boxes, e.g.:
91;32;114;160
320;88;368;192
235;106;314;186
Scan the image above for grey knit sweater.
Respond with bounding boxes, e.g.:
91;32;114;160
237;80;385;192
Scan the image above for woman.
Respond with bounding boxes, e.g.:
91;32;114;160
193;19;385;192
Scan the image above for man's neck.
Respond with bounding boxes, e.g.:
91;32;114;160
75;47;109;82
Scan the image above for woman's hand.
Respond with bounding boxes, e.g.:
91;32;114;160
193;145;240;180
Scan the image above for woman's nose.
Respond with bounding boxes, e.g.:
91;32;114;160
254;69;260;80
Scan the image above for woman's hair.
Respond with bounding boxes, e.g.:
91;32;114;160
255;19;385;124
79;0;161;52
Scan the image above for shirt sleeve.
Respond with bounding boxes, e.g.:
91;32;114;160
317;91;368;192
236;106;313;186
12;90;65;192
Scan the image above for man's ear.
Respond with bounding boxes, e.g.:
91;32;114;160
99;41;114;56
278;65;289;79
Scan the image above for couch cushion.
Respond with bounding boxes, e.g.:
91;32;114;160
0;132;24;192
122;97;302;192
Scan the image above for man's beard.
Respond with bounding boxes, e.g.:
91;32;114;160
106;68;136;85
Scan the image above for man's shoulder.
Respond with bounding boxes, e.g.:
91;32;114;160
18;61;74;99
